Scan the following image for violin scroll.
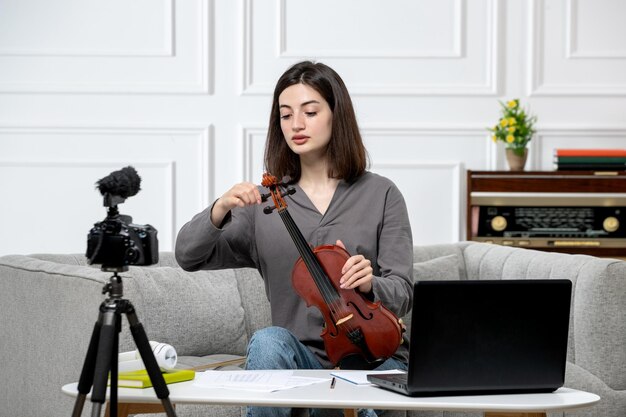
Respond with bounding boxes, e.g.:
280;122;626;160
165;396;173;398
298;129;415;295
261;172;295;214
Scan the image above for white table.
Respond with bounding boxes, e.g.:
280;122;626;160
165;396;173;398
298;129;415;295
62;369;600;417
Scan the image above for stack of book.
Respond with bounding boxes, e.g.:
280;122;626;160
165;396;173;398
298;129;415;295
554;149;626;171
110;368;195;388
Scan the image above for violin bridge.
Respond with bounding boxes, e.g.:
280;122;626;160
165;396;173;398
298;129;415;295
335;313;354;326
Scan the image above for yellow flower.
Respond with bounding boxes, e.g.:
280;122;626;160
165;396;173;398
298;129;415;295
487;98;536;149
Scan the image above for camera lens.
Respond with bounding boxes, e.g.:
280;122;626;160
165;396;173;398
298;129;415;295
125;247;139;262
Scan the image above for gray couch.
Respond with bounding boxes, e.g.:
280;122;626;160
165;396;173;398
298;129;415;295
1;242;624;417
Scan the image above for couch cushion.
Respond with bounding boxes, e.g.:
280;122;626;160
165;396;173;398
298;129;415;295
412;254;463;283
120;266;249;357
233;268;272;340
402;255;463;338
177;353;246;371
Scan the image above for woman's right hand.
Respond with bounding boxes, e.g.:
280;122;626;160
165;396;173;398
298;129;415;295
211;182;261;227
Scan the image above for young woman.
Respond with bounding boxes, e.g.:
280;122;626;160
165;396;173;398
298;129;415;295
175;61;413;417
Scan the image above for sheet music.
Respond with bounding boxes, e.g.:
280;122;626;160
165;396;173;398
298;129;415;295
193;370;329;392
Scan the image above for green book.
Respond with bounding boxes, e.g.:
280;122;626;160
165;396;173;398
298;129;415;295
556;156;626;164
109;368;195;389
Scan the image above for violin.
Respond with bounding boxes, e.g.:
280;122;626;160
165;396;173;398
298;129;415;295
261;173;404;369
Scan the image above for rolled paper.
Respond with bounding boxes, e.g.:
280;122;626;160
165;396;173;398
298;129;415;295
117;341;177;372
150;341;178;370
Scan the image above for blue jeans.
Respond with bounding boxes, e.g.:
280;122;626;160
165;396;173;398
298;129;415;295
245;326;408;417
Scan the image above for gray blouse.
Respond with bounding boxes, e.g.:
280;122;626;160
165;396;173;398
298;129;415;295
175;171;414;367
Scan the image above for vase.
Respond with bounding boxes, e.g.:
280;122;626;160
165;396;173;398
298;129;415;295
505;148;528;171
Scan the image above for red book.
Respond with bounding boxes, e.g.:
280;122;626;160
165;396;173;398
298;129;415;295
554;149;626;157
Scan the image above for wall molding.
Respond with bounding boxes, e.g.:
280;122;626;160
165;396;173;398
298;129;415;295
360;125;497;170
0;124;214;207
565;0;626;59
0;159;176;248
241;0;500;96
373;161;464;242
0;124;213;251
0;0;212;94
0;0;174;57
241;126;266;182
528;0;626;96
277;0;464;59
241;124;498;176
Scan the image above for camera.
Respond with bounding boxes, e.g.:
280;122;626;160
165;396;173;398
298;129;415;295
86;166;158;271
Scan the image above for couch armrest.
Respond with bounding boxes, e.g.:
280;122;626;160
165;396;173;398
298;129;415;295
0;255;111;417
460;243;626;393
574;261;626;391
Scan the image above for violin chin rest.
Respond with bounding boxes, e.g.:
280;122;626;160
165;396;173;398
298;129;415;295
337;354;385;370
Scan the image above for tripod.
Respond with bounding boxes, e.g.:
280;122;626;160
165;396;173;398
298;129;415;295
71;268;177;417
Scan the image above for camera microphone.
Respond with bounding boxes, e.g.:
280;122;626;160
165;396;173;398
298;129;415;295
96;166;141;199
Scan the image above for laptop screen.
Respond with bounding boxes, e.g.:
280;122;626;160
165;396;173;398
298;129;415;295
405;279;572;394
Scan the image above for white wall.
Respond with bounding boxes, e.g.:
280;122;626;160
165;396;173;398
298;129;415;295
1;0;625;256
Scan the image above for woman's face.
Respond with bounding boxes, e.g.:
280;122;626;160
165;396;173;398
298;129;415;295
278;83;333;160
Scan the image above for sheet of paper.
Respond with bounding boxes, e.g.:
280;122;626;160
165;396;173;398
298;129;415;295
193;370;329;392
330;369;405;385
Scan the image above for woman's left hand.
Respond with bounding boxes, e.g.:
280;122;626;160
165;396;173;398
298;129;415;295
335;240;373;294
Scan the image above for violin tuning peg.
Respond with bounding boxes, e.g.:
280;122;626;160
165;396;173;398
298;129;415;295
260;192;271;202
263;205;276;215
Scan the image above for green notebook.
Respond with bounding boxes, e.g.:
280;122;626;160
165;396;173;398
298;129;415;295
110;368;195;389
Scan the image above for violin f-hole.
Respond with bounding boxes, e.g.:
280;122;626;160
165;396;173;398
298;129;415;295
346;301;374;321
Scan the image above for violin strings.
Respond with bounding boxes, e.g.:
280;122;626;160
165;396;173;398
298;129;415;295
278;208;358;334
278;210;337;302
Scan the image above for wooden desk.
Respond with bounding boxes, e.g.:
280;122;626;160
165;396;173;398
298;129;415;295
62;369;600;417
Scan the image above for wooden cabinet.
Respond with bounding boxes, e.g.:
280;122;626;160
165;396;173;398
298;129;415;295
466;170;626;257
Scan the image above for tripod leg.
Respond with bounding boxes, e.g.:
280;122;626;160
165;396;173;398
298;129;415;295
71;319;103;417
90;310;117;417
125;306;177;417
109;321;120;417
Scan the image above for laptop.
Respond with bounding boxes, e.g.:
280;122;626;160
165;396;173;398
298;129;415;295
367;279;572;396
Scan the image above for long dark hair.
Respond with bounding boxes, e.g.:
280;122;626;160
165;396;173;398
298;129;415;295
264;61;368;183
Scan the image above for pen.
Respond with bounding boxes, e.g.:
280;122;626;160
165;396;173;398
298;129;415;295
330;377;336;389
